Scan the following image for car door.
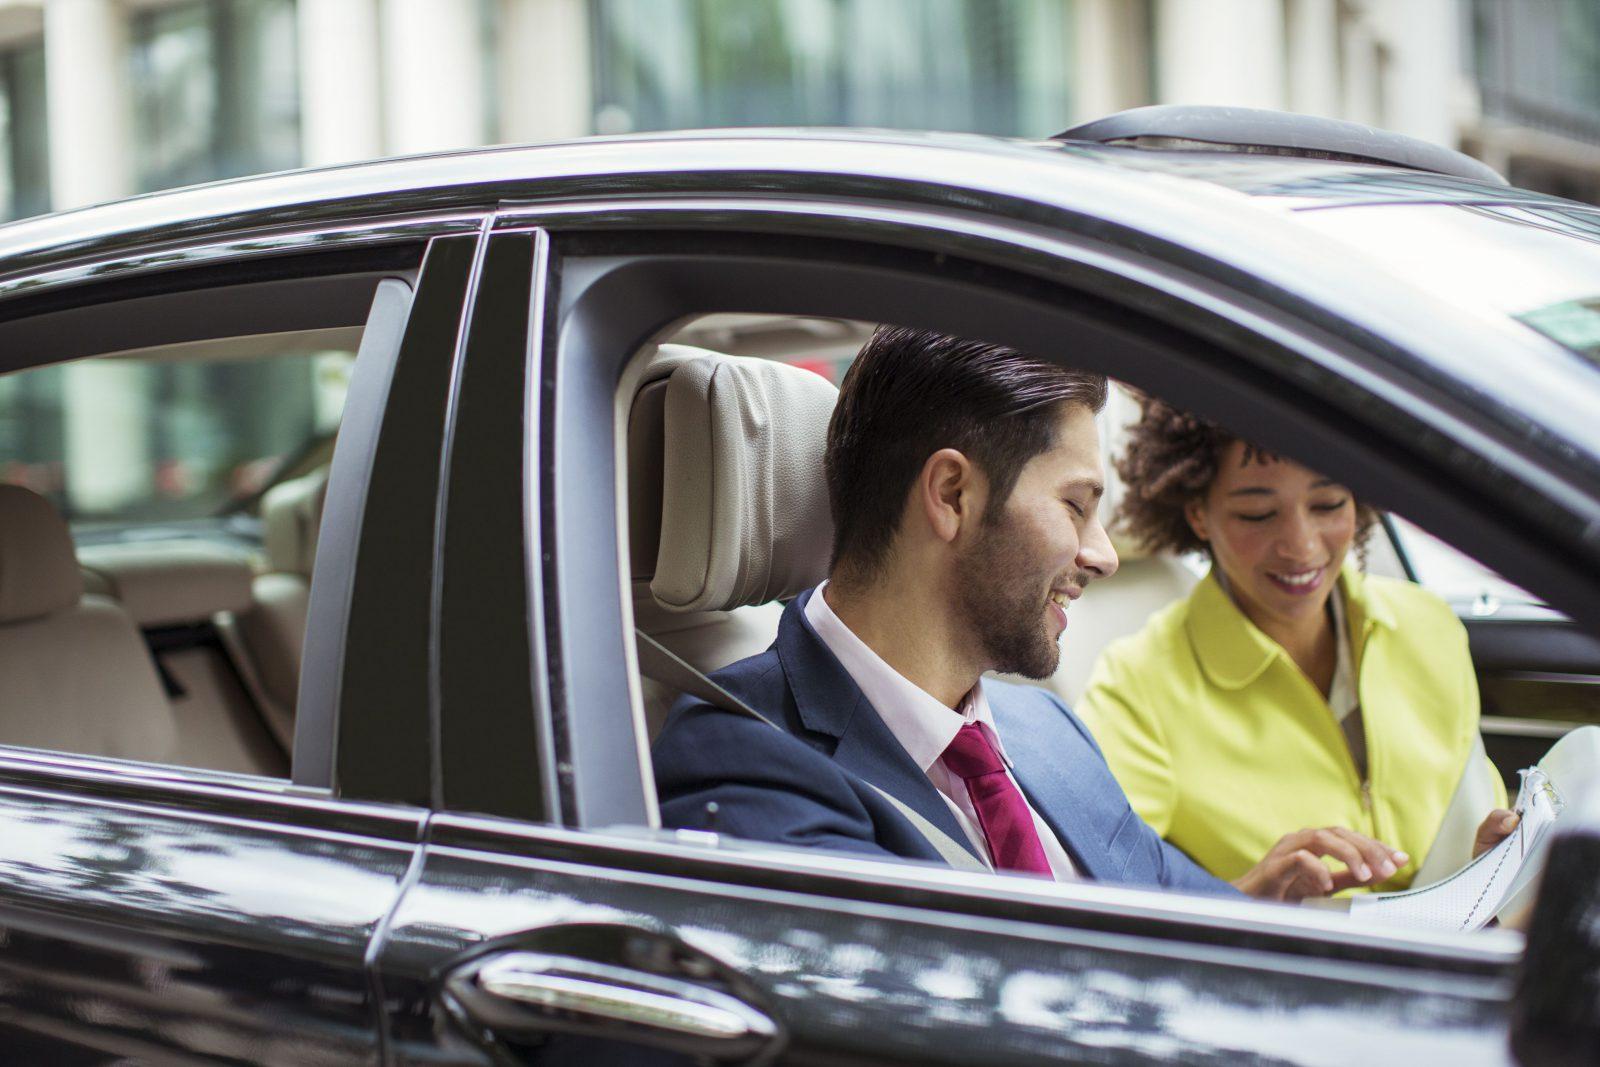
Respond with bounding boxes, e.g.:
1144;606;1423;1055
1382;517;1600;782
0;224;479;1062
372;210;1537;1066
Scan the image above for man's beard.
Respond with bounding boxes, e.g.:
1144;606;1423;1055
954;508;1062;680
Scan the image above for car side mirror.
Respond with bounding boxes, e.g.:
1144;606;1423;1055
1510;784;1600;1066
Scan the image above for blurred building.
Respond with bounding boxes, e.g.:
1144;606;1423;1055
3;0;1600;223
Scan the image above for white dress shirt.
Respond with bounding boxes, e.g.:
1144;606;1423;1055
804;582;1078;880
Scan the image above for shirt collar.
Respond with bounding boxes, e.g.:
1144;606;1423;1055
1187;562;1392;690
804;582;1006;772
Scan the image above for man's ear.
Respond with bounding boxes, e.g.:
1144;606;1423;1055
917;448;978;545
1184;497;1210;543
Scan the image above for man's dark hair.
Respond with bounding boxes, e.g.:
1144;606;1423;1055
825;325;1108;580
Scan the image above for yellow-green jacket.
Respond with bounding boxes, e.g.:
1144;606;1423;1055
1078;565;1504;891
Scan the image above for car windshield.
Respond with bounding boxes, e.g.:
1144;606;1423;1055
0;330;357;530
1286;200;1600;366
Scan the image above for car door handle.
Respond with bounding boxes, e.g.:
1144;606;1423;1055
446;949;779;1061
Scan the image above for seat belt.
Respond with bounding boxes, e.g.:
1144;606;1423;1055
634;629;990;874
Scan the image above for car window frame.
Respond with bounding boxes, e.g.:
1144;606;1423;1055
0;221;480;810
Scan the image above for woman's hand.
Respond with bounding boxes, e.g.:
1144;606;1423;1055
1473;809;1519;858
1232;828;1409;901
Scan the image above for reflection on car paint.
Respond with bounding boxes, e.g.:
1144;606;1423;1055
378;846;1512;1065
0;786;415;1063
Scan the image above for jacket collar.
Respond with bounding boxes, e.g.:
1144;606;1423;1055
1187;563;1395;690
775;588;984;862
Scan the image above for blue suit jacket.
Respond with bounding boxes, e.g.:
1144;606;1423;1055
652;590;1234;895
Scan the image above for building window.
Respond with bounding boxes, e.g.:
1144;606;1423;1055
0;38;49;221
130;0;300;194
590;0;1075;137
1473;0;1600;144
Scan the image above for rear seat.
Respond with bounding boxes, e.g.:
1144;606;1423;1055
223;468;327;748
0;485;178;764
79;540;289;777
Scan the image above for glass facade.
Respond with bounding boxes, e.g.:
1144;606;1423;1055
0;38;49;221
130;0;300;193
591;0;1075;137
1473;0;1600;145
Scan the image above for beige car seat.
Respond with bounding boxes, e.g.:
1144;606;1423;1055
628;345;838;735
224;467;329;750
0;485;178;763
79;539;288;777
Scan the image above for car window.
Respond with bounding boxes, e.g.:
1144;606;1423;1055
615;306;1595;910
1387;514;1546;612
0;330;358;536
0;260;415;786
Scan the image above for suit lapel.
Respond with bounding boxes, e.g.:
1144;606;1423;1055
988;682;1117;880
776;591;984;864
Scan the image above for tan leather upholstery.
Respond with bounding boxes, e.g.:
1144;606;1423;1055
0;485;178;763
650;350;838;614
629;347;838;734
262;468;328;576
78;538;286;776
0;484;84;624
78;541;254;627
227;468;329;748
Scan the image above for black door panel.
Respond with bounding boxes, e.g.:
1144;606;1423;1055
0;774;421;1063
377;819;1516;1066
1461;608;1600;787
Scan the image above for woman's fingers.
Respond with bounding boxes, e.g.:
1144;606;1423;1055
1267;827;1408;892
1472;808;1520;857
1281;849;1334;901
1297;828;1375;883
1325;826;1408;881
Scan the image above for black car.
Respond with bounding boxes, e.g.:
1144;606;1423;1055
0;107;1597;1065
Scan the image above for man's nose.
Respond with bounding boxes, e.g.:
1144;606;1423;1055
1079;517;1119;580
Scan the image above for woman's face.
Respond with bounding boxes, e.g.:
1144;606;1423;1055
1185;442;1358;633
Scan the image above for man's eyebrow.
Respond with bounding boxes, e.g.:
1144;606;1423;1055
1064;478;1104;499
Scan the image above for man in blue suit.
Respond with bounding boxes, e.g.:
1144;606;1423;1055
653;327;1404;899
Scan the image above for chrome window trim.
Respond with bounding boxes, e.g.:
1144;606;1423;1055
0;211;484;303
0;746;425;839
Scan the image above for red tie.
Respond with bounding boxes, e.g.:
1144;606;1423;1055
941;722;1053;876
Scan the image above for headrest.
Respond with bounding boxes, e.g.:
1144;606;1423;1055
640;349;838;614
0;485;84;624
261;468;329;576
78;541;254;628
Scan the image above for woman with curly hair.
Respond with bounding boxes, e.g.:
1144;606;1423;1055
1077;396;1517;898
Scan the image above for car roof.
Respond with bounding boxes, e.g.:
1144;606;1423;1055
1;126;1547;268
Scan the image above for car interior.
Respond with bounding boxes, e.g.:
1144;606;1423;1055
625;315;1434;726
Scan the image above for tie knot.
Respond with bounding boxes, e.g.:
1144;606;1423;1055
942;722;1006;780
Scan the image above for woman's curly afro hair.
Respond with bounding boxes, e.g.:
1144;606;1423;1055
1113;395;1378;557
